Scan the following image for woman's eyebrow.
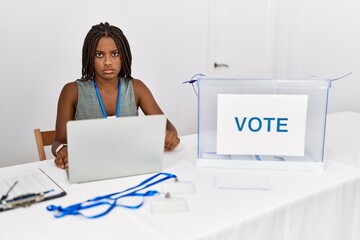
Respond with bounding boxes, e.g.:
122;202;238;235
95;49;118;52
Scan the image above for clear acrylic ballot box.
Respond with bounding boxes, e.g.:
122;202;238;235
197;76;332;170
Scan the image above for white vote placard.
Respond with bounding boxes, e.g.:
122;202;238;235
217;94;308;156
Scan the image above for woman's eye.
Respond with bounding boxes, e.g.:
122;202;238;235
112;51;119;57
95;52;103;58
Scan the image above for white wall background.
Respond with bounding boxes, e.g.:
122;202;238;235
1;0;359;167
272;0;360;113
208;0;360;114
0;0;208;167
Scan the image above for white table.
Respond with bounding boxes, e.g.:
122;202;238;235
1;112;360;240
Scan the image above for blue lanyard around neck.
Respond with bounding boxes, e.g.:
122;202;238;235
93;78;122;118
46;172;177;219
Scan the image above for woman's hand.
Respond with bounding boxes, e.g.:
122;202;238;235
165;130;180;150
54;147;68;169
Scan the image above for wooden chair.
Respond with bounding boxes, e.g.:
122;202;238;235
34;128;56;160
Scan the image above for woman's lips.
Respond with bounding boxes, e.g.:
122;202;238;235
103;69;114;74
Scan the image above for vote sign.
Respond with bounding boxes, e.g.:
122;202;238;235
216;94;308;156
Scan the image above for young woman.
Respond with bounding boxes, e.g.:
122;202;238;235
52;22;180;169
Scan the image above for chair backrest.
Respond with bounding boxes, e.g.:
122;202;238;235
34;128;56;160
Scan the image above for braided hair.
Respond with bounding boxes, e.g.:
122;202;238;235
81;22;132;80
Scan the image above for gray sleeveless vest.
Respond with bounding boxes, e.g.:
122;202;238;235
75;78;138;120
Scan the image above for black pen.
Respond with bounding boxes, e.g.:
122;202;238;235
0;180;18;202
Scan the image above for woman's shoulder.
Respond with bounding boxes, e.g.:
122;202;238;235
62;81;78;91
59;81;79;99
57;81;79;108
131;78;154;106
131;78;147;90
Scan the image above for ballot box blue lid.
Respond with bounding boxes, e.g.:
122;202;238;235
196;75;333;170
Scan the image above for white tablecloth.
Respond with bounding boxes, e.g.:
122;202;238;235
0;111;360;240
325;111;360;168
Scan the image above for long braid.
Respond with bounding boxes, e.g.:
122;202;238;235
81;22;133;80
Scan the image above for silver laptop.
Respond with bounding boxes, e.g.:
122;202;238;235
66;115;166;183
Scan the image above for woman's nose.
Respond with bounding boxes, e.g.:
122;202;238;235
104;54;112;65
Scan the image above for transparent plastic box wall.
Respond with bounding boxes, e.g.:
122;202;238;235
197;77;331;169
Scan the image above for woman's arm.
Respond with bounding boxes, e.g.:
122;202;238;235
52;82;78;168
133;79;180;150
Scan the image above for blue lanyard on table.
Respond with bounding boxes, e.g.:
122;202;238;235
46;172;177;219
93;78;122;118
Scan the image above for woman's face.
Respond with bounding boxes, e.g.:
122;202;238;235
93;36;121;81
